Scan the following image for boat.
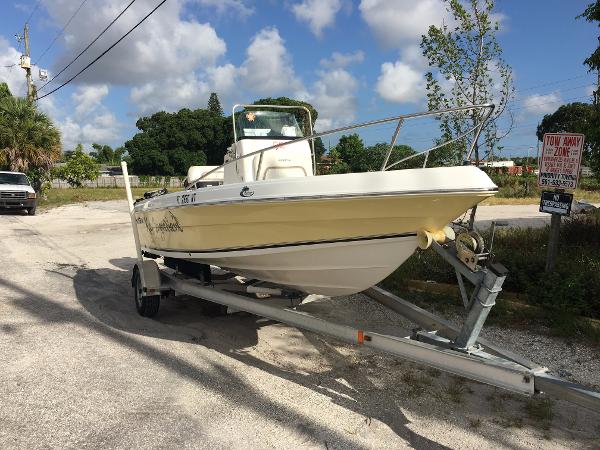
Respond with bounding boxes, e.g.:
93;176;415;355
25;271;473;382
132;104;498;296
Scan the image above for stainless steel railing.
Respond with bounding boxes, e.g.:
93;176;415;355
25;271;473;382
186;103;495;189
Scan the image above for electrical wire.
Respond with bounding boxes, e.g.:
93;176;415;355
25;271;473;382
514;73;596;94
33;0;90;65
38;0;138;92
25;0;42;24
37;0;168;101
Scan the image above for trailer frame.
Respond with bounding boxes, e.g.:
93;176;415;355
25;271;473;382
121;162;600;413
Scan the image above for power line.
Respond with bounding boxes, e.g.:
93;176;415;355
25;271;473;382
38;0;138;93
514;73;595;94
25;0;42;24
508;94;592;112
33;0;90;66
37;0;168;101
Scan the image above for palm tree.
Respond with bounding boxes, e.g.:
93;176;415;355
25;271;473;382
0;96;61;175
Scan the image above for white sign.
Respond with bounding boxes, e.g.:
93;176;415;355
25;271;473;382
538;133;584;190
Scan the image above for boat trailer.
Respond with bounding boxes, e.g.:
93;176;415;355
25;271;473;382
122;163;600;413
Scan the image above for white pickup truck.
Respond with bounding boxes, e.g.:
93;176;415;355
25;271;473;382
0;171;37;215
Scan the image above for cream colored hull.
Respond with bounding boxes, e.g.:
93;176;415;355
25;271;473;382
134;167;497;295
146;235;417;296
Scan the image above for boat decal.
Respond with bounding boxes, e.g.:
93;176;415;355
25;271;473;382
240;186;254;197
144;232;418;255
141;211;184;236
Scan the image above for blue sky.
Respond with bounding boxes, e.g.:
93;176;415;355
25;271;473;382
0;0;597;158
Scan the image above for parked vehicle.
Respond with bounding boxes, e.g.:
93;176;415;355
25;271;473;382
0;171;37;215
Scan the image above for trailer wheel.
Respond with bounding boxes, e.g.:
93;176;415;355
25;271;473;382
133;267;160;317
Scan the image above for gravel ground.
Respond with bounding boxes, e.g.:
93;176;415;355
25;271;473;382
0;200;599;449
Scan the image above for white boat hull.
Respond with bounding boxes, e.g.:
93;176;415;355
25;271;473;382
144;234;418;296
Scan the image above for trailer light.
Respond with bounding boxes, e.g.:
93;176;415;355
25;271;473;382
27;192;36;199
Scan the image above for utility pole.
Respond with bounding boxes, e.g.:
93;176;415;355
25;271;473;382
19;23;34;102
535;122;540;166
596;37;600;107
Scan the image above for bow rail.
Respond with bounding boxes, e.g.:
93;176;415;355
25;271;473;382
187;103;495;189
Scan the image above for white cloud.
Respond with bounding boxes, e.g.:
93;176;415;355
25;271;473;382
376;61;424;104
360;0;450;105
72;84;109;115
522;93;562;115
240;27;302;96
194;0;254;18
0;37;26;97
57;112;122;151
359;0;448;49
292;0;341;37
206;64;239;103
305;69;358;130
130;74;210;115
320;51;364;69
42;0;226;85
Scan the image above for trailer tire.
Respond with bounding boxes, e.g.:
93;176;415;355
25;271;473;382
133;267;160;317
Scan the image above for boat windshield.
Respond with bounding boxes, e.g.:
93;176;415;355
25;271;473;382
0;173;30;185
236;110;303;140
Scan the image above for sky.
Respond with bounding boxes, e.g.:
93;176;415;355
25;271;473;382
0;0;597;158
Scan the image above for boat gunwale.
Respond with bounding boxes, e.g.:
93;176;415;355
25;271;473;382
135;187;498;212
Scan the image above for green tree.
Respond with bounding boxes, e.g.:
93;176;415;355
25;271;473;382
578;2;600;95
421;0;514;165
329;136;419;173
90;143;126;165
125;108;226;175
333;134;366;172
55;144;100;187
0;82;11;100
207;92;223;116
575;1;600;179
366;143;419;170
0;94;61;191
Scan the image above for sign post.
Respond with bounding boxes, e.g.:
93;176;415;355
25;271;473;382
537;133;584;272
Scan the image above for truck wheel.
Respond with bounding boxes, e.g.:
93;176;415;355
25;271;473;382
27;206;36;216
133;268;160;317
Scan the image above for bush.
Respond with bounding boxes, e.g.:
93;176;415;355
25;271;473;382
488;173;540;198
55;145;100;187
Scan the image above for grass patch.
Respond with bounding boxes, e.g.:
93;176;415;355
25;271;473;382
524;397;554;430
38;187;181;210
400;370;433;397
482;189;600;205
468;418;482;429
480;174;600;205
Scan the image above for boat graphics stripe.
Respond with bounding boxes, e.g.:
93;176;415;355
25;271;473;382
136;188;497;212
142;232;418;255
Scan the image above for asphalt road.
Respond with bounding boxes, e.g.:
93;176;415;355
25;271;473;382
1;201;599;449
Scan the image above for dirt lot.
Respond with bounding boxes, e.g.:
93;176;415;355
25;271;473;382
1;201;599;449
